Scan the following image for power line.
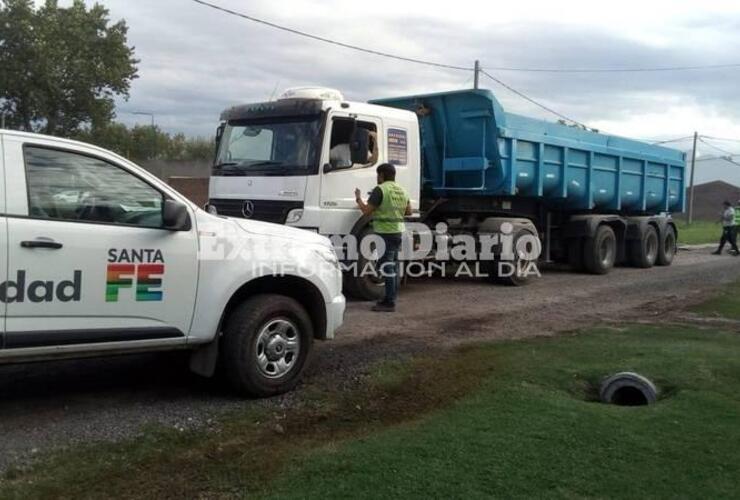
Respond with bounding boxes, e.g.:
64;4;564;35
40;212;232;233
694;138;740;168
480;69;588;128
651;136;695;145
190;0;740;77
484;63;740;73
190;0;588;128
701;135;740;144
694;155;740;162
190;1;740;75
699;137;740;157
190;0;472;72
714;156;740;168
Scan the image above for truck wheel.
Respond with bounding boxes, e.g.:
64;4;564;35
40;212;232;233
656;225;677;266
584;225;616;274
221;294;313;397
489;230;537;286
628;225;659;268
345;226;385;301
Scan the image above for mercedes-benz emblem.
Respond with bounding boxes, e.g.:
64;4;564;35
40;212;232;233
242;200;255;218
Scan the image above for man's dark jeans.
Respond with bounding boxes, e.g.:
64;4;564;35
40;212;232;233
718;226;740;253
377;233;402;306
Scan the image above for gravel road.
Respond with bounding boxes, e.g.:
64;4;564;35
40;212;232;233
1;247;739;471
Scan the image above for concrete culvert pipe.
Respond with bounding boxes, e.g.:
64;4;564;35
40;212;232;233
599;372;658;406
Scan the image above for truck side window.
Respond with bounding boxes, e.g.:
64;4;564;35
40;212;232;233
24;146;165;229
328;119;378;169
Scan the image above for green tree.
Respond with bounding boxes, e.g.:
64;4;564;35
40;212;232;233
0;0;138;135
76;122;214;163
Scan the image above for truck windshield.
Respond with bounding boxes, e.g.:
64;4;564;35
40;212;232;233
214;117;321;176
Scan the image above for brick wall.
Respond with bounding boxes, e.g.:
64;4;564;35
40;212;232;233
168;176;209;207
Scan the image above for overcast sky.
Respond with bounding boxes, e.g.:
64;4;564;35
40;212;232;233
54;0;740;184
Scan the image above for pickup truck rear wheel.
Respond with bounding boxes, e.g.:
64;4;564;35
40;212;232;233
584;225;616;274
221;294;313;397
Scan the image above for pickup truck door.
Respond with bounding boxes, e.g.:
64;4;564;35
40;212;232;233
0;134;7;343
2;136;199;350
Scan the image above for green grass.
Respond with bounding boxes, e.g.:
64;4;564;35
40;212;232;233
5;325;740;499
263;326;740;499
691;279;740;320
3;289;740;499
676;220;722;245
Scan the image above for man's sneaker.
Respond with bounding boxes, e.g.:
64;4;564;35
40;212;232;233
711;250;722;255
372;302;396;312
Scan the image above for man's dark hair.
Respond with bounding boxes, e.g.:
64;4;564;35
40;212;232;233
376;163;396;181
724;200;732;207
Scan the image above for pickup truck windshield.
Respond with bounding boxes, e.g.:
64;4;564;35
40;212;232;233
214;117;322;176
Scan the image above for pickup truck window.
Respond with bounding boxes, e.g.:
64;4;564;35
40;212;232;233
24;146;165;228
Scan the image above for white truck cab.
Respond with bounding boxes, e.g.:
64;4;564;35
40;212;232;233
209;87;421;236
0;129;345;397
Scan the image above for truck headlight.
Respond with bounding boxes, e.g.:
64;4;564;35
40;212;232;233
286;209;303;224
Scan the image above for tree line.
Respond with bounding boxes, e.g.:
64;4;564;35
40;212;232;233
75;123;215;162
0;0;213;162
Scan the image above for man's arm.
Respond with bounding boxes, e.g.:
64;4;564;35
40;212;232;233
355;187;377;216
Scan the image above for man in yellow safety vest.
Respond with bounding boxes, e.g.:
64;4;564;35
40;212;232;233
354;163;411;312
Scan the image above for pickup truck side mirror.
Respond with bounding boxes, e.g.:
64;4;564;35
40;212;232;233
162;199;192;231
350;127;370;164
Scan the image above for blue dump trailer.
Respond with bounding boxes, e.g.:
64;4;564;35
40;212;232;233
369;89;685;283
372;89;685;214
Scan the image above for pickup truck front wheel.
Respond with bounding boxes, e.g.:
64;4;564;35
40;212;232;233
221;294;314;397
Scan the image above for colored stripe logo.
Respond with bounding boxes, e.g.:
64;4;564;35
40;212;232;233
106;263;164;302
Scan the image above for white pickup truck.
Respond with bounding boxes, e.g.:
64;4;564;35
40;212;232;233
0;130;345;397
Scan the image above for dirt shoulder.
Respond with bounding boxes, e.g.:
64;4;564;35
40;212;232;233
1;248;739;472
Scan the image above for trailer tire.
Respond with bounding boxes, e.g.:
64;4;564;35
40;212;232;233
628;225;659;268
221;294;313;397
656;225;677;266
488;229;537;286
584;225;616;275
488;258;531;286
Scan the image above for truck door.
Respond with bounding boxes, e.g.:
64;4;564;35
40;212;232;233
2;137;199;350
319;113;382;233
0;134;7;344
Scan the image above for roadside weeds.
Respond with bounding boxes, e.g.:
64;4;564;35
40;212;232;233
2;279;740;499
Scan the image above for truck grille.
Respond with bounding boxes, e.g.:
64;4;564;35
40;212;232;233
208;198;303;224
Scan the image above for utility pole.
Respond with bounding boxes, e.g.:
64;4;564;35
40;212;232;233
473;60;480;89
687;131;698;225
